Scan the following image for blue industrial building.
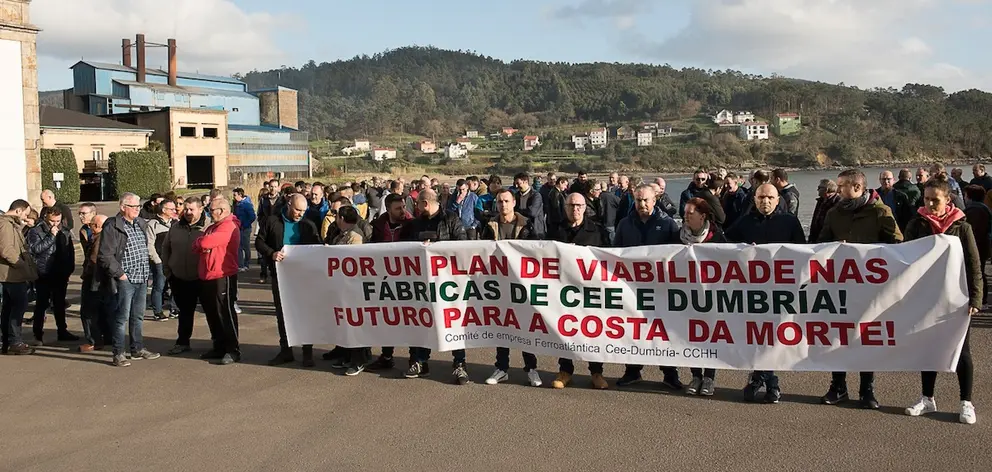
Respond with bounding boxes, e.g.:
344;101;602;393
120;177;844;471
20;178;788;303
66;34;310;183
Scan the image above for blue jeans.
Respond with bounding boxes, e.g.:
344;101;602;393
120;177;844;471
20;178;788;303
149;263;166;314
605;226;616;245
238;228;251;269
113;279;147;356
1;282;29;349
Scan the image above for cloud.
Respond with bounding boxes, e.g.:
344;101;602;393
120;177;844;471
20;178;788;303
625;0;990;92
548;0;655;25
33;0;300;76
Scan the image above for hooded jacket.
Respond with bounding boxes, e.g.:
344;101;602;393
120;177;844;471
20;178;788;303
145;215;172;265
162;213;207;281
0;214;39;283
817;191;903;244
26;220;75;278
233;197;257;230
779;184;801;217
905;210;983;310
725;208;806;245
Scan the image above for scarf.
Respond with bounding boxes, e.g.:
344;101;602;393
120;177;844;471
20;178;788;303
680;220;710;245
918;204;965;235
836;191;871;211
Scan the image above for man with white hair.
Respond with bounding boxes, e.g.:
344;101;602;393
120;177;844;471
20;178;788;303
653;178;677;218
98;193;160;367
194;196;242;365
40;189;73;231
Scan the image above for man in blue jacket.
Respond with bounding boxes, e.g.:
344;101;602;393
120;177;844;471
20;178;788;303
447;179;479;239
613;184;682;389
232;188;257;272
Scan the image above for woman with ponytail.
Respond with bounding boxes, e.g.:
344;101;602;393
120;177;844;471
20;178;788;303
903;173;982;424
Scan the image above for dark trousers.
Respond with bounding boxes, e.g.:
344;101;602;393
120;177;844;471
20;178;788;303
259;257;268;279
923;327;973;401
171;277;206;346
496;348;537;372
1;282;29;350
238;229;251;269
272;271;311;351
409;347;466;366
690;368;716;379
982;259;989;305
625;364;680;379
751;371;780;389
80;286;114;346
559;358;604;375
201;275;240;354
32;275;70;338
831;371;875;394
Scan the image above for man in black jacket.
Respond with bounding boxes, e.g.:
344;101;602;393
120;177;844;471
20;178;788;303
552;192;610;390
161;199;208;356
256;194;321;367
725;183;805;404
26;208;77;343
614;184;683;389
256;179;284;284
587;180;619;244
972;164;992;191
721;173;749;228
98;192;160;367
400;188;468;382
545;177;569;238
771;169;800;217
40;189;73;231
513;172;546;238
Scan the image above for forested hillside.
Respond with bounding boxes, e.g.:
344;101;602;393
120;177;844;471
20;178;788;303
240;46;992;166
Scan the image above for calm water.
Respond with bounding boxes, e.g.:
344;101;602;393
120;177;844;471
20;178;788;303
652;167;901;227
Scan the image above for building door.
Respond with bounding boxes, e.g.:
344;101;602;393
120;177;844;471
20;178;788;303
186;156;214;189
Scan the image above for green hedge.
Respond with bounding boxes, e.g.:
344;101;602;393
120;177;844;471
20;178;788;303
108;150;171;199
40;149;80;204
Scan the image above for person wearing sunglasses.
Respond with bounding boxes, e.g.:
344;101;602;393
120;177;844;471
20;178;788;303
678;169;710;219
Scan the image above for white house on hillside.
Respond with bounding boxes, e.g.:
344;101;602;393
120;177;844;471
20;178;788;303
465;130;479;138
734;111;755;124
523;135;540;151
444;143;468;159
739;122;769;141
371;147;397;160
637;131;653;147
354;139;371;151
713;109;733;124
589;128;608;149
456;137;478;150
572;134;590;151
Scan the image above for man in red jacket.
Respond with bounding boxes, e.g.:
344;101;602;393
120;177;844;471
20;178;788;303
193;196;242;365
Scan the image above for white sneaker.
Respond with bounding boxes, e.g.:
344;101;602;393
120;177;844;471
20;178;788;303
905;396;937;416
526;369;542;387
485;369;508;385
233;303;242;314
960;401;977;424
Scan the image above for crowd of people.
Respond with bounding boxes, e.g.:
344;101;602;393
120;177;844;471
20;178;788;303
0;161;987;425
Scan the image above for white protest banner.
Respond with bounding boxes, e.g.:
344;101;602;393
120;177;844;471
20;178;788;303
276;235;970;372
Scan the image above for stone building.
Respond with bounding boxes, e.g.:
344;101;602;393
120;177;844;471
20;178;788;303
0;0;40;208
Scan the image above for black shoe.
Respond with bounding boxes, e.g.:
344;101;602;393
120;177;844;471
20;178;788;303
616;372;642;387
764;388;782;404
404;361;430;378
57;331;80;342
215;353;239;365
301;350;315;368
452;363;469;385
821;386;849;405
267;349;295;366
321;346;346;361
365;355;395;371
859;392;880;410
660;375;683;391
199;349;225;360
153;312;169;322
743;380;763;402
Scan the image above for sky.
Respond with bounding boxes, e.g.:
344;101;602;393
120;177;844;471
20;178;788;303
34;0;992;93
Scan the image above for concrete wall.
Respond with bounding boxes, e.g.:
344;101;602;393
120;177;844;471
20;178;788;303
40;128;151;172
168;109;228;188
0;0;40;208
257;87;299;130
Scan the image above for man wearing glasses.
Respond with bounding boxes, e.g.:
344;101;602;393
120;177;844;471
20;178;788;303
679;169;710;218
586;181;619;244
78;203;97;256
877;170;912;230
193;197;242;365
552;192;610;390
97;193;160;367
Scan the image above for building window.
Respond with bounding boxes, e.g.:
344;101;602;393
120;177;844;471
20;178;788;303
232;108;239;112
203;127;219;138
180;126;197;137
92;148;104;160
